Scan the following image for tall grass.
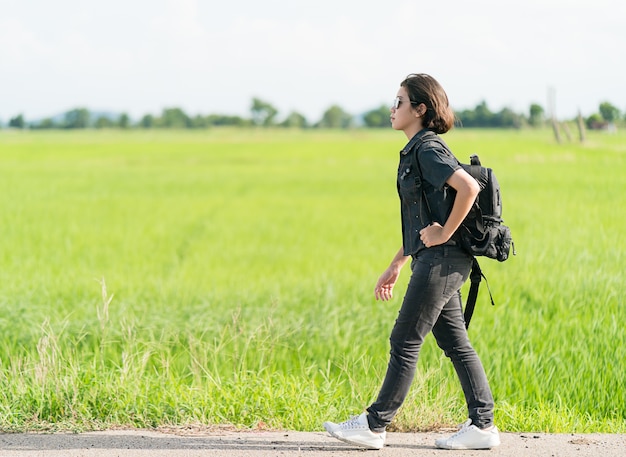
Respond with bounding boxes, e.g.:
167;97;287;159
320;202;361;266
0;128;623;433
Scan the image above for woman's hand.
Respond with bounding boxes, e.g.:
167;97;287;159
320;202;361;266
374;247;409;301
375;267;401;301
419;222;448;248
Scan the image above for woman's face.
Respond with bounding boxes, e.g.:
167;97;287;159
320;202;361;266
390;86;423;134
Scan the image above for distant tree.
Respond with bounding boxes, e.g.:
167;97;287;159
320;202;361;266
206;114;251;127
32;118;56;129
161;108;191;128
191;115;209;129
118;113;130;129
598;102;620;123
495;107;523;128
139;114;154;128
64;108;90;129
474;101;494;126
586;113;605;130
317;105;353;129
251;98;278;127
455;108;475;127
280;111;308;128
528;103;545;127
456;101;525;128
8;114;25;129
363;105;391;128
95;116;114;129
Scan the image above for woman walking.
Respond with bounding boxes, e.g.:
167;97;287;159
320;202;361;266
323;74;500;450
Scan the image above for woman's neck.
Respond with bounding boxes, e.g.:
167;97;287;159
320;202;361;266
404;125;425;140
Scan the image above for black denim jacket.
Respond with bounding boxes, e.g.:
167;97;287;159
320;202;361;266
397;129;461;256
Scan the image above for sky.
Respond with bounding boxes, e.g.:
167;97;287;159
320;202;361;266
1;0;624;123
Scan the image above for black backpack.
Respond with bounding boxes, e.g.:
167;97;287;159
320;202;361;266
414;132;515;328
458;154;513;262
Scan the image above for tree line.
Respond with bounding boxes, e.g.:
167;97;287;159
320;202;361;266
4;98;624;130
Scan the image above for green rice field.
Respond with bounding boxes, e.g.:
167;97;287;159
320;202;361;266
0;128;623;433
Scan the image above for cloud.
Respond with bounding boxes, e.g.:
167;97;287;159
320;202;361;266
0;17;50;67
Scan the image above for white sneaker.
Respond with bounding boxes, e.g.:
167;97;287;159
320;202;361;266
323;412;386;449
435;419;501;450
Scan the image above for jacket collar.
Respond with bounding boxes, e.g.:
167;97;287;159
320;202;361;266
400;128;436;155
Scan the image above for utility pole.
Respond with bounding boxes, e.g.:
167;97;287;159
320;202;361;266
548;86;561;143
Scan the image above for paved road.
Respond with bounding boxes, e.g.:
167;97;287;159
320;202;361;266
1;429;624;456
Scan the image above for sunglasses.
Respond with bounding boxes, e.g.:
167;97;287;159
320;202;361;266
392;96;419;110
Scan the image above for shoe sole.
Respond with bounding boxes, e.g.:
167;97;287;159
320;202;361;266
324;423;384;450
437;444;498;450
435;439;500;450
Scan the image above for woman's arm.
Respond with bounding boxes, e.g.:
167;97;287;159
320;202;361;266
419;168;480;248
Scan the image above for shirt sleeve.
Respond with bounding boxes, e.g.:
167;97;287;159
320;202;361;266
417;141;461;190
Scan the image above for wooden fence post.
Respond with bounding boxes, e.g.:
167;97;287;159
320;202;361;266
577;110;586;143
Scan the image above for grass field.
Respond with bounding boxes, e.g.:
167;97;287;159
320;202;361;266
0;128;623;433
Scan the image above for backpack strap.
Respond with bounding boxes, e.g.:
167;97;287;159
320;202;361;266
464;154;486;234
464;258;496;329
469;154;482;178
409;130;453;212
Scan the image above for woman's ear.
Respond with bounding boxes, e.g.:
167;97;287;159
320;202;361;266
415;103;427;117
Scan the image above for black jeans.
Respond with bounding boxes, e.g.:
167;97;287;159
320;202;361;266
366;245;495;432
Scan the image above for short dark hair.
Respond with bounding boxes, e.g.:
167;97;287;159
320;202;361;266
400;73;455;134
